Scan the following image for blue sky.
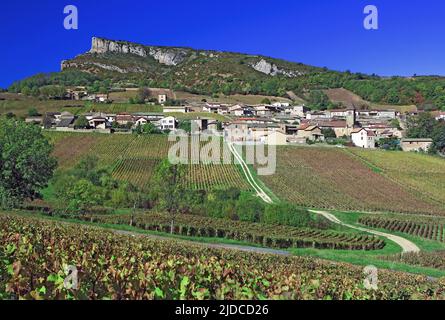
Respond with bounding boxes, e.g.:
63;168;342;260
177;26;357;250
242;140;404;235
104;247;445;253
1;0;445;88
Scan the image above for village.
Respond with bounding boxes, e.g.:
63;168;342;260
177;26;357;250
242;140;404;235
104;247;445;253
23;89;445;153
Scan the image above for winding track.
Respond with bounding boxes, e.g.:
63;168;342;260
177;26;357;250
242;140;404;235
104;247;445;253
225;141;420;253
309;210;420;253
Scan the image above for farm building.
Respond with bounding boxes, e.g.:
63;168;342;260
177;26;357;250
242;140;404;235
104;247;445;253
400;138;433;152
262;131;288;145
297;125;325;142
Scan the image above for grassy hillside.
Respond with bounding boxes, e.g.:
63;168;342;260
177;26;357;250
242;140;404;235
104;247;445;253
256;146;445;215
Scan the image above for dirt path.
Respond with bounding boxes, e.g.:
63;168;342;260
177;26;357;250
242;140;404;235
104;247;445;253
227;142;273;204
310;210;420;253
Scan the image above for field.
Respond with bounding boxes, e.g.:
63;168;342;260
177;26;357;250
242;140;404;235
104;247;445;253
257;146;445;215
349;149;445;206
64;211;385;251
359;214;445;242
0;94;162;117
382;251;445;270
47;132;250;191
2;213;444;300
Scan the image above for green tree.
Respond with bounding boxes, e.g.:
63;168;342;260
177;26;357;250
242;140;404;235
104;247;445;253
27;108;40;117
406;113;437;139
64;179;105;214
235;193;265;222
262;203;311;228
0;118;57;208
74;116;89;129
150;160;185;233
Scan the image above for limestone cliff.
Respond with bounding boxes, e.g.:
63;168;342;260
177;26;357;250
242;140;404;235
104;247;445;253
89;37;188;66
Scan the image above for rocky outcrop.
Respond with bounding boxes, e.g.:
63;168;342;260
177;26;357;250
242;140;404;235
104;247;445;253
61;60;144;73
251;59;281;76
251;59;303;77
89;37;187;66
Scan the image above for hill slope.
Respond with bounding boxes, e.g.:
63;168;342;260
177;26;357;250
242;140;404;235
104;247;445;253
8;37;445;110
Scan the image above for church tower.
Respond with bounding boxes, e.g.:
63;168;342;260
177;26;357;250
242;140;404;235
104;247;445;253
346;104;356;129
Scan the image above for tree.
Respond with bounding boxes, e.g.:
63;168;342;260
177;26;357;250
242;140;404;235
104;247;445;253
406;113;436;139
74;116;89;129
134;122;161;134
150;160;185;233
261;98;271;105
64;179;105;215
27;108;40;117
307;90;333;110
262;203;311;228
0;118;57;208
136;87;150;103
235;193;265;222
321;128;337;139
406;113;445;154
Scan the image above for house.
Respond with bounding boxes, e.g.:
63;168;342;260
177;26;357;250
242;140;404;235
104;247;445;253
88;117;110;130
272;102;290;108
351;128;376;149
306;112;330;120
327;109;349;118
66;89;88;100
84;112;115;123
55;116;76;131
229;105;255;117
159;116;177;130
262;131;288;145
377;110;397;119
312;120;349;137
25;116;43;125
286;105;309;117
158;94;167;104
116;113;133;125
163;106;190;113
132;113;164;122
85;93;110;103
43;112;61;129
133;117;148;127
254;106;273;117
297;125;325;142
400;138;433;152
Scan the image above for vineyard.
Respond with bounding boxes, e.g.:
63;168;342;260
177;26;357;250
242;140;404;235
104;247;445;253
1;214;445;300
257;146;445;215
67;211;385;250
47;132;250;192
359;215;445;242
349;149;445;207
381;251;445;271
